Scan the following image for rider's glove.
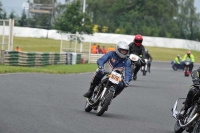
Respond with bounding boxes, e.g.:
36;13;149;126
97;66;105;74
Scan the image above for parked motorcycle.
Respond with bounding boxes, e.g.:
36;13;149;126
171;60;184;71
129;54;144;80
183;59;192;77
172;88;200;133
84;69;126;116
141;59;148;76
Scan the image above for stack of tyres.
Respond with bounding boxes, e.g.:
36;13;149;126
5;51;19;66
42;53;50;66
54;53;60;65
26;52;36;66
76;54;81;64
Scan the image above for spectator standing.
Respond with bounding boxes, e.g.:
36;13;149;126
14;46;22;52
96;45;103;54
107;46;115;52
102;46;107;54
91;43;97;54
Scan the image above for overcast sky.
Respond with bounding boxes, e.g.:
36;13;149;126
1;0;200;17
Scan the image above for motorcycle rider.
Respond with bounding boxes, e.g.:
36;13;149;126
144;49;153;73
128;34;146;80
83;41;132;98
177;67;200;120
174;54;182;69
182;50;195;74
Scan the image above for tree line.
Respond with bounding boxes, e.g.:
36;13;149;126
0;0;200;41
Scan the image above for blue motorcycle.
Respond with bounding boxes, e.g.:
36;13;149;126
171;60;184;70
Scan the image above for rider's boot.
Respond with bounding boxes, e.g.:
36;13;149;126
148;67;150;73
133;74;137;80
83;83;95;98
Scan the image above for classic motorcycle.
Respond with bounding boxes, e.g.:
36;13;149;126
129;54;144;80
84;69;126;116
172;86;200;133
183;59;192;77
141;58;148;76
171;60;184;71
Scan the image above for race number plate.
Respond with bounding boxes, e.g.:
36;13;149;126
109;71;121;84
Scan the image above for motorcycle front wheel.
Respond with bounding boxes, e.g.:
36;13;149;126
96;91;114;116
143;70;146;76
174;121;184;133
84;101;92;112
184;67;189;77
192;117;200;133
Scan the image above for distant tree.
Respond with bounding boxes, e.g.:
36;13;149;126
54;2;66;22
18;9;27;26
54;0;93;49
33;0;57;4
0;1;6;19
54;0;93;35
9;10;16;19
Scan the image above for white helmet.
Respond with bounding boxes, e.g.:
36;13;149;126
116;41;129;58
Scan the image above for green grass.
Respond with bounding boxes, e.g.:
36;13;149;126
9;36;199;62
0;64;97;74
0;36;199;74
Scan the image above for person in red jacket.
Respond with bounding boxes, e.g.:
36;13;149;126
102;46;107;54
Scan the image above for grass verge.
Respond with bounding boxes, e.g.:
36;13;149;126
0;64;97;74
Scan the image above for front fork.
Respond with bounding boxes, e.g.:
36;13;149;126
172;98;199;127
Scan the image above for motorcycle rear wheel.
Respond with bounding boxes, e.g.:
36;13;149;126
172;64;177;71
174;121;184;133
96;91;114;116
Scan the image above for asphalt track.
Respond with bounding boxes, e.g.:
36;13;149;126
0;62;199;133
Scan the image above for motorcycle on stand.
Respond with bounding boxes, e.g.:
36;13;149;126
84;69;126;116
183;59;192;77
172;87;200;133
141;58;148;76
129;54;144;80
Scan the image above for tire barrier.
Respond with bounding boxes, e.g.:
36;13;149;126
4;51;82;66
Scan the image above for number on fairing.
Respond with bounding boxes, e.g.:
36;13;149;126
109;71;121;84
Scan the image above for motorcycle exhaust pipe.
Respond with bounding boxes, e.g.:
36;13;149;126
86;87;108;106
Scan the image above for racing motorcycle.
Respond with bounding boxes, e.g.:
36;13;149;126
141;58;148;76
172;86;200;133
183;59;192;77
129;54;144;80
84;69;126;116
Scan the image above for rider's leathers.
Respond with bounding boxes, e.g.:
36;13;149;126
91;51;131;96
